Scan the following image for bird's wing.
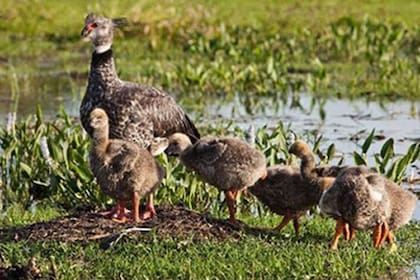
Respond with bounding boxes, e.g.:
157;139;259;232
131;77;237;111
108;141;141;172
193;138;227;165
119;84;200;143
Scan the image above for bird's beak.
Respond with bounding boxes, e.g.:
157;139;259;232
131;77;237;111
81;23;95;37
81;26;90;37
164;146;179;157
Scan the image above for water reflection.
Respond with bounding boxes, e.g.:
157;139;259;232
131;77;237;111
0;71;84;120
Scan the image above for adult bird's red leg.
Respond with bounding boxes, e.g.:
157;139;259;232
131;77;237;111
330;217;346;250
140;194;156;220
97;204;119;218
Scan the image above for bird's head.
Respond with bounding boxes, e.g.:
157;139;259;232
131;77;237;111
165;133;192;157
89;108;109;131
289;140;312;159
81;13;127;53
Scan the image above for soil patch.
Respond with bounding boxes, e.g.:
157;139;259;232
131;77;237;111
0;205;271;244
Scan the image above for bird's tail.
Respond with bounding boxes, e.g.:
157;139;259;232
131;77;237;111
183;114;201;143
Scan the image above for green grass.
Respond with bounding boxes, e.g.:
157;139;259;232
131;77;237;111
1;209;419;279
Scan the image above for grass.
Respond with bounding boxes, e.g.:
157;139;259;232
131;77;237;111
1;208;419;279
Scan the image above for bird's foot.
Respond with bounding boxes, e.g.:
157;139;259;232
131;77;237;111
97;205;119;218
111;211;132;223
329;243;338;250
97;205;131;218
139;205;156;220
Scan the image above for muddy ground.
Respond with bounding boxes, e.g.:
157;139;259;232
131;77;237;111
0;205;272;246
0;205;274;279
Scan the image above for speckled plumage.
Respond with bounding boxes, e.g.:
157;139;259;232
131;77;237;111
80;14;200;149
89;109;165;216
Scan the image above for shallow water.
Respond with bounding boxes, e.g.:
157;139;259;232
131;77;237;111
208;94;420;162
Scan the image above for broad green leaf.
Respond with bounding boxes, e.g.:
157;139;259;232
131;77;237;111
380;138;394;159
353;152;367;165
326;144;336;162
362;129;375;154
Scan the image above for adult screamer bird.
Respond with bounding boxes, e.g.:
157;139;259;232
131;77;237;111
80;13;200;219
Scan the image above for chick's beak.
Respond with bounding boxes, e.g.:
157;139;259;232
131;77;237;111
164;145;179;157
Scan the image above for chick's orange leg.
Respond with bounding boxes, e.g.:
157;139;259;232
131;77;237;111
292;217;300;235
343;223;351;241
330;217;346;250
225;190;239;224
372;223;383;249
377;222;389;248
349;226;356;241
132;192;140;222
140;194;156;220
274;210;292;232
386;231;397;251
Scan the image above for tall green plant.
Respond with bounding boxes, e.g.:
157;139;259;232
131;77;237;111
353;129;420;183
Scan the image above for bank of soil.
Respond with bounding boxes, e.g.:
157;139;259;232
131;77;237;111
0;205;270;244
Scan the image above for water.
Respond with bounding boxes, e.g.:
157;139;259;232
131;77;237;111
208;93;420;161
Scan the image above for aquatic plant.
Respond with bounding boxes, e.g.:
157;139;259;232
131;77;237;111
353;129;420;183
0;107;103;211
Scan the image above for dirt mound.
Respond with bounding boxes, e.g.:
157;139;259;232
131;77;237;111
0;205;270;245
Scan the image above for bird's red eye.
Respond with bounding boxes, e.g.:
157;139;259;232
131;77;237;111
86;22;97;31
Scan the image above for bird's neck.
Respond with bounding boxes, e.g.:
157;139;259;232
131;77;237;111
92;128;109;156
299;154;316;180
299;154;334;191
88;49;120;89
